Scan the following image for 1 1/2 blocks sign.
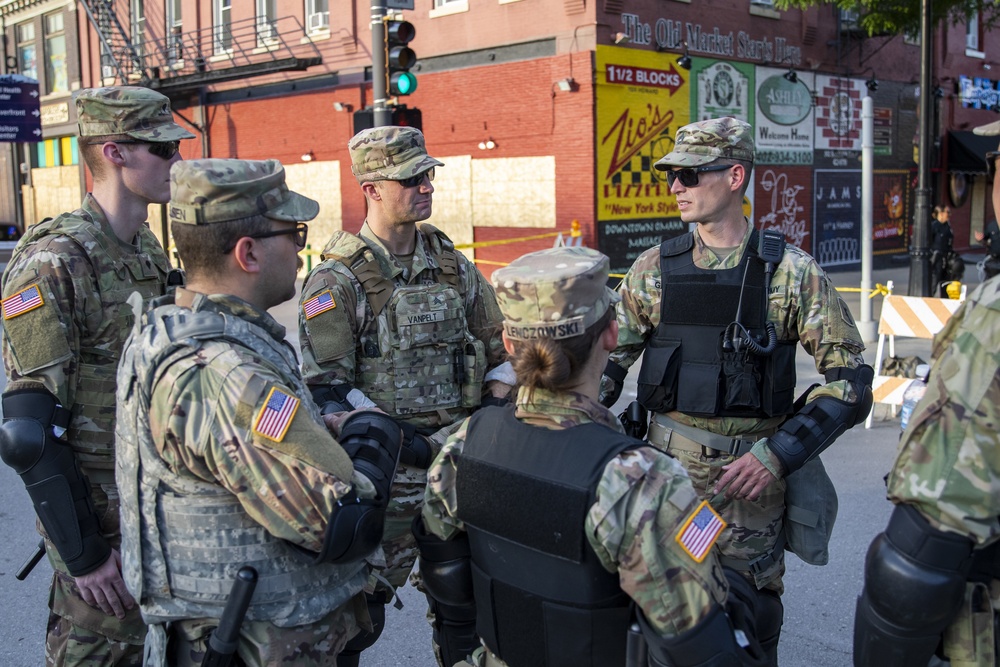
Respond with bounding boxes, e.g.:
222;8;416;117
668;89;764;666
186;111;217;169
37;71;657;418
0;75;42;143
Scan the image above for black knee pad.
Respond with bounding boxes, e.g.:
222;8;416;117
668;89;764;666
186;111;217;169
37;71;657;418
756;588;783;648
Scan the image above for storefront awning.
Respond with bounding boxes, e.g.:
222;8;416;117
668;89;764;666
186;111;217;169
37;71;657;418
948;130;997;175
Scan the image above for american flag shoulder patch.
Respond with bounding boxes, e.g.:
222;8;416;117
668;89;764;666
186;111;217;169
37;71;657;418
253;387;300;442
2;284;45;319
675;500;727;563
302;290;336;319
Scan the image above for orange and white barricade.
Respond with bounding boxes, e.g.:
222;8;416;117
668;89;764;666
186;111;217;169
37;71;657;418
865;293;965;428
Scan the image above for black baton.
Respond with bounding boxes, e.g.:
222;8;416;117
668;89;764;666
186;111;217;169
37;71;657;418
16;539;46;581
626;621;648;667
201;566;258;667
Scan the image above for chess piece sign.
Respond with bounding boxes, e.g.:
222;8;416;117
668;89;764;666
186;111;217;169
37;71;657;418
0;75;42;143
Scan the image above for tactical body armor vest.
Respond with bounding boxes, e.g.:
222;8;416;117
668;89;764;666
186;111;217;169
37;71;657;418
116;297;366;627
12;207;170;481
321;224;484;429
455;406;639;667
636;232;797;418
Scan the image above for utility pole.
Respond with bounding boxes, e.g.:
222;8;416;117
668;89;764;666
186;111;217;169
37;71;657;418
371;0;392;127
909;0;933;297
859;96;876;342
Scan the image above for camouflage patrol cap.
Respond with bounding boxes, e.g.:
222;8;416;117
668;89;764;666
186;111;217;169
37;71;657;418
349;126;444;183
75;86;195;141
654;116;754;169
168;158;318;225
492;247;620;341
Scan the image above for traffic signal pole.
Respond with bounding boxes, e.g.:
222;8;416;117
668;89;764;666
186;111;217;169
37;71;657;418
370;0;392;127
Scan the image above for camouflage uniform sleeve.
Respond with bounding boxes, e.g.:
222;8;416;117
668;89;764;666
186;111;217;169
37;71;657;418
1;236;94;405
610;246;662;370
421;418;470;541
458;254;506;369
298;261;363;388
150;347;361;553
587;447;728;636
775;247;866;403
886;285;1000;545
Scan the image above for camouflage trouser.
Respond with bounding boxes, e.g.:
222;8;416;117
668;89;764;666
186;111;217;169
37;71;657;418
940;580;999;667
668;448;787;594
381;462;429;590
152;593;364;667
45;571;145;667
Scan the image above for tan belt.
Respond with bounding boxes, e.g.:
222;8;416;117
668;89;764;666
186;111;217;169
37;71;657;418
648;413;773;458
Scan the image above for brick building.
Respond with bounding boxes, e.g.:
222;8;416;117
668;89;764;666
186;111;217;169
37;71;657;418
2;0;999;276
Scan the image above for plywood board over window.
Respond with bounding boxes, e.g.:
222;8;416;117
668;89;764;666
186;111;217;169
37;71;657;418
472;156;556;229
426;155;474;259
284;161;343;246
426;155;557;261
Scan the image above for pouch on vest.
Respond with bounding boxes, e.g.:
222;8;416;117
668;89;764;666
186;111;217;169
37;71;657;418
462;336;486;409
722;352;762;411
942;580;996;667
784;456;838;566
636;338;681;412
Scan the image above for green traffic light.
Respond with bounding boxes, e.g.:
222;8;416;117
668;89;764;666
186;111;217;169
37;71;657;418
391;72;417;96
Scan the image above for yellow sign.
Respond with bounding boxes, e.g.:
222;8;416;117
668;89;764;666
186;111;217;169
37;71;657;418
595;45;691;221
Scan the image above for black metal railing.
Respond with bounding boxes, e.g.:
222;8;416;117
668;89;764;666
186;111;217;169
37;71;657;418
79;4;323;93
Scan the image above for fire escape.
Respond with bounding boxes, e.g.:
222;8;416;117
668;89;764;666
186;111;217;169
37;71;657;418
77;0;323;96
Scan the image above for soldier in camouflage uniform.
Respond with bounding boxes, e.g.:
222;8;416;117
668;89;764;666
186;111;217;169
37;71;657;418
854;123;1000;667
603;117;873;665
417;247;768;667
0;86;193;666
115;158;403;666
298;126;511;666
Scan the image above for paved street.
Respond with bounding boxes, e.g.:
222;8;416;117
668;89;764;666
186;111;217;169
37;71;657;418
0;260;973;666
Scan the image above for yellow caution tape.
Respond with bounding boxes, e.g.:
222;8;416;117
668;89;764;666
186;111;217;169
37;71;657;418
455;230;573;250
835;283;891;298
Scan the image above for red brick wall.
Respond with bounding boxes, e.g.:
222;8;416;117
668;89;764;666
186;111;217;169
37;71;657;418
203;51;597;277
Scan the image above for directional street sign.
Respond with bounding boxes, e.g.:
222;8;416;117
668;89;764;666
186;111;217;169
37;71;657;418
0;75;42;143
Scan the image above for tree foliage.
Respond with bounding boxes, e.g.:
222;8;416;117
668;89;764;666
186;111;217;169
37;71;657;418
774;0;1000;38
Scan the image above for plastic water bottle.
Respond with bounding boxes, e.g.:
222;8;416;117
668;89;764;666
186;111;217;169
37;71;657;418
900;364;931;432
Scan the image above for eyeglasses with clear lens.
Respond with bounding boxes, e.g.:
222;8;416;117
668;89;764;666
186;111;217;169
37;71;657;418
397;168;435;189
247;222;309;249
664;163;734;188
986;151;1000;180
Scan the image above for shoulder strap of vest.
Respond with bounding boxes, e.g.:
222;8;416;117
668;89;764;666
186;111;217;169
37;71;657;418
418;223;462;291
321;231;394;317
660;232;694;258
746;227;760;259
470;405;643;466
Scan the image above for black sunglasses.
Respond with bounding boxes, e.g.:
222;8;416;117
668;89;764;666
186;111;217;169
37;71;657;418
986;151;1000;180
663;163;734;188
246;222;309;249
93;139;182;160
396;167;435;189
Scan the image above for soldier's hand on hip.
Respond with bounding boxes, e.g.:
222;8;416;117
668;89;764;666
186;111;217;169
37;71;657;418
75;548;136;619
714;454;777;501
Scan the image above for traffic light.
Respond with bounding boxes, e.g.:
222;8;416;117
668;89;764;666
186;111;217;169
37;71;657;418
386;20;417;96
353;105;423;133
